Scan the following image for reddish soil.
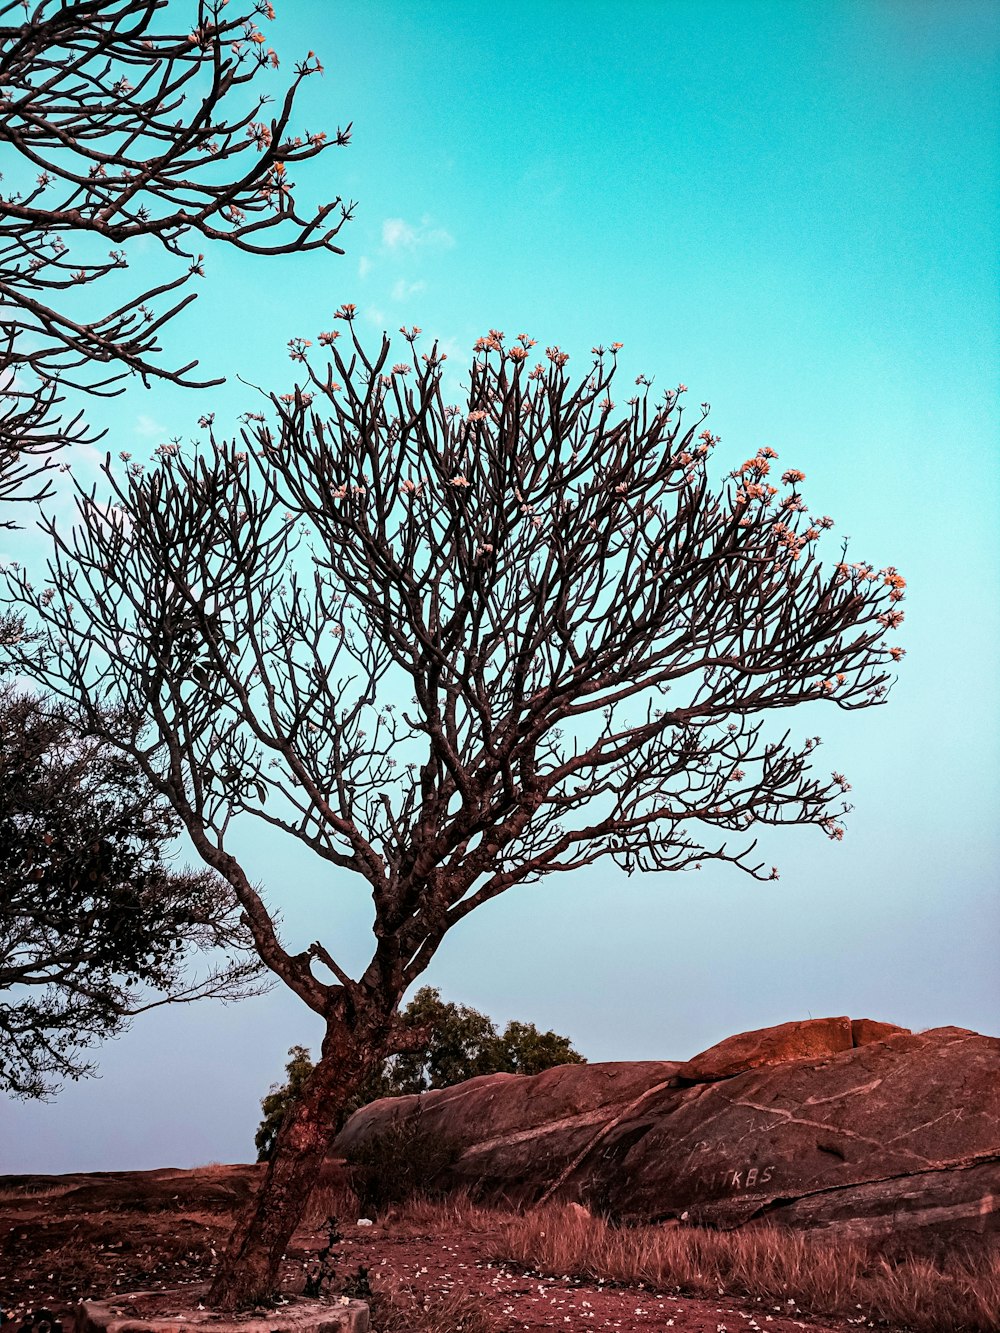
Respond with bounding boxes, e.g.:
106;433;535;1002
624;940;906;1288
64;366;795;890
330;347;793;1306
330;1218;847;1332
0;1164;856;1333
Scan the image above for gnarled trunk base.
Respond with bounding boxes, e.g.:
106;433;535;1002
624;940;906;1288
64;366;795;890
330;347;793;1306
208;1028;371;1311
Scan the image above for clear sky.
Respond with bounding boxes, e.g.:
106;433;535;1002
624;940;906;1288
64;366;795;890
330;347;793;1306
2;0;998;1173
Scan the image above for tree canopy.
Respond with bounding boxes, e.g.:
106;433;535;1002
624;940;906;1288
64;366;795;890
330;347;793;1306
0;684;262;1097
0;0;346;1102
1;317;905;1305
0;0;352;520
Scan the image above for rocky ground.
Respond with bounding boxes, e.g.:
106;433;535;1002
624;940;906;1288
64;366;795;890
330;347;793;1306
0;1164;857;1333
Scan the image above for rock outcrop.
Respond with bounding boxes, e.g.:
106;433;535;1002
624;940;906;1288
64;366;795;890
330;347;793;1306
335;1060;680;1207
332;1018;1000;1248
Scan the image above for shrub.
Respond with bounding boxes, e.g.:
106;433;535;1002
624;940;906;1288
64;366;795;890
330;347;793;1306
346;1109;459;1218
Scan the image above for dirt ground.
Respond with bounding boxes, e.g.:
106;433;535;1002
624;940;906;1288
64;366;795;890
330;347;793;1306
0;1164;865;1333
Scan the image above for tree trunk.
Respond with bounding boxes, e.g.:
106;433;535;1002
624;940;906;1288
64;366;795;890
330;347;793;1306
207;1024;370;1311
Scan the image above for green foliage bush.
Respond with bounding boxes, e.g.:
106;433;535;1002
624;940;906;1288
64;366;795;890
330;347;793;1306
256;987;584;1160
254;1045;315;1165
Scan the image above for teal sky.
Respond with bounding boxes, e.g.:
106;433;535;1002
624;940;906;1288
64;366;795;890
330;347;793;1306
2;0;998;1171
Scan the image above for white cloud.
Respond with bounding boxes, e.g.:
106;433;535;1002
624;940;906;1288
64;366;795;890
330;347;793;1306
381;216;454;253
358;255;372;279
390;278;427;302
382;218;415;250
364;305;386;329
134;413;167;439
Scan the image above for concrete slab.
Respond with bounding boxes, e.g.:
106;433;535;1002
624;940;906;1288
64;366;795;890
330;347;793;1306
75;1291;368;1333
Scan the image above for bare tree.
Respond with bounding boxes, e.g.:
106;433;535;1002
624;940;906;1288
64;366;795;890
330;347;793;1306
1;320;906;1306
0;0;352;520
0;681;263;1098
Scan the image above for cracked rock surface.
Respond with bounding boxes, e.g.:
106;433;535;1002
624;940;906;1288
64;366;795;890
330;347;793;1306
334;1019;1000;1248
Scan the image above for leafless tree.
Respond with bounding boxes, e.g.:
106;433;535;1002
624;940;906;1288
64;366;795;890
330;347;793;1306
0;0;352;521
1;320;906;1306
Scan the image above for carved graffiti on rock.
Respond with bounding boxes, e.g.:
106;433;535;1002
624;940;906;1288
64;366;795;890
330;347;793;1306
695;1164;776;1193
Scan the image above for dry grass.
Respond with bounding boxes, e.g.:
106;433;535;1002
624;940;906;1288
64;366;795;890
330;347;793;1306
0;1181;74;1203
379;1190;500;1235
297;1186;499;1236
367;1278;500;1333
490;1202;1000;1333
298;1178;362;1231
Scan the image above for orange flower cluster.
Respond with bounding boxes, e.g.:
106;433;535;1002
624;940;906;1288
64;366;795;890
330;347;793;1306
734;448;774;481
474;329;508;353
772;521;807;557
883;569;906;601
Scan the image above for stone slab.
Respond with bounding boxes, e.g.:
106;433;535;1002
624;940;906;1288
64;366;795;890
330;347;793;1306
675;1016;854;1083
75;1293;368;1333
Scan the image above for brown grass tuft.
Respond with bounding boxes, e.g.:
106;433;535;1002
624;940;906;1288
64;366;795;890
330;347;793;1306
368;1277;500;1333
379;1190;498;1235
298;1179;362;1231
0;1181;74;1203
490;1202;1000;1333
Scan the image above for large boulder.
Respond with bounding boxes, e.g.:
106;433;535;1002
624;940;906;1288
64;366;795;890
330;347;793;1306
333;1019;1000;1248
577;1026;999;1243
335;1060;680;1206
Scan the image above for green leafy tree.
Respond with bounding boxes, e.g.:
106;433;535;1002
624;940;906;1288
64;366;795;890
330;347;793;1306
0;685;262;1098
255;987;584;1160
255;1044;315;1164
494;1019;582;1077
